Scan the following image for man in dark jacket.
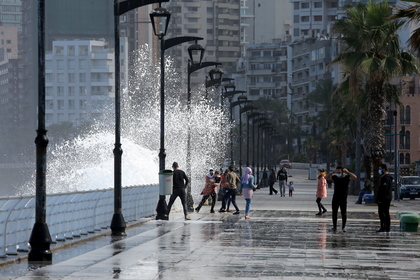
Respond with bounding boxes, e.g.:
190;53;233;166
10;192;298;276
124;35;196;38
276;167;288;197
167;162;191;220
376;163;393;232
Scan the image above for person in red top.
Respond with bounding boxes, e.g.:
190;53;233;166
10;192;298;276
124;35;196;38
316;169;327;216
195;169;219;213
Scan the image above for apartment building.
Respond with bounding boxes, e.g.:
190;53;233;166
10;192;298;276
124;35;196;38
163;0;241;92
44;39;128;127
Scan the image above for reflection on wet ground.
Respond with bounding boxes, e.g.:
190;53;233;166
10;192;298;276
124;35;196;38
4;210;420;280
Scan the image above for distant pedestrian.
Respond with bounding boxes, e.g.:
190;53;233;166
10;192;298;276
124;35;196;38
196;168;218;213
277;167;288;197
288;181;295;197
326;166;357;232
167;162;191;220
261;169;268;188
356;178;373;204
223;166;241;214
268;168;278;195
316;169;327;216
241;167;257;219
375;163;393;233
219;169;231;212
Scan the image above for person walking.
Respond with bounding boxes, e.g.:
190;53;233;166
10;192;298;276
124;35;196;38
241;167;257;219
219;169;231;212
277;166;288;197
326;166;357;232
167;162;191;220
376;163;393;233
268;168;278;195
224;166;241;214
316;169;327;216
261;169;268;188
288;181;295;197
195;168;218;213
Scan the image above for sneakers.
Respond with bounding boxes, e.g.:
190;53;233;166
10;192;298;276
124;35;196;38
210;210;215;213
315;212;323;216
233;211;240;215
226;209;231;212
342;228;346;233
245;215;251;219
195;207;200;213
219;209;226;213
185;215;191;220
330;227;337;233
322;209;327;214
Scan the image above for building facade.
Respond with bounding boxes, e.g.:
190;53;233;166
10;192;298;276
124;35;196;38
44;39;128;127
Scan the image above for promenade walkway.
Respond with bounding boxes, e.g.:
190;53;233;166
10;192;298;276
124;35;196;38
2;169;420;279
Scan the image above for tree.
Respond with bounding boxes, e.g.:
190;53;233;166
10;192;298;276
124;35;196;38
331;1;418;190
389;0;420;53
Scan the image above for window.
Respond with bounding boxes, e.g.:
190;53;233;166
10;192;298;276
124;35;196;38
54;45;64;55
57;86;64;96
79;73;86;83
68;86;75;96
57;100;64;110
405;153;411;164
314;2;322;8
68;73;75;83
57;73;65;83
68;46;75;56
405;131;411;149
405;105;411;124
301;2;309;9
314;15;322;21
294;2;299;9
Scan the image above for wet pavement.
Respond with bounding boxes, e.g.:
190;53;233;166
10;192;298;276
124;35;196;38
2;169;420;279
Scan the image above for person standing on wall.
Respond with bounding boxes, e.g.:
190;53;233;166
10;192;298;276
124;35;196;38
167;162;191;220
375;163;393;233
277;166;288;197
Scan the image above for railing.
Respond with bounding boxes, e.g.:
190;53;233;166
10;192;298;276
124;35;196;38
0;184;162;258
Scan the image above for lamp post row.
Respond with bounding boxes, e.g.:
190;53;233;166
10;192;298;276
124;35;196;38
30;1;274;263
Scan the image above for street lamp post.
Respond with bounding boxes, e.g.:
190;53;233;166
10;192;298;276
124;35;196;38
150;4;203;220
111;0;167;237
224;89;246;165
186;44;221;211
28;0;51;263
239;105;258;176
240;105;257;175
230;96;251;165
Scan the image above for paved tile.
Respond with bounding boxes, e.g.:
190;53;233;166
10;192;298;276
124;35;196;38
2;169;420;279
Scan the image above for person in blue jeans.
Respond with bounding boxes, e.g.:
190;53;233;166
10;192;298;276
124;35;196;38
219;169;232;212
241;167;257;219
356;178;373;204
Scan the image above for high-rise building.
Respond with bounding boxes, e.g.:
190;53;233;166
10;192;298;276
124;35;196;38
45;39;128;127
164;0;242;91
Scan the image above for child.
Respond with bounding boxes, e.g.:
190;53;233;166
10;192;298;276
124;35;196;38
288;181;295;197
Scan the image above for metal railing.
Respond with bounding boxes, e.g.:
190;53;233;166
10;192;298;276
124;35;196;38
0;184;161;257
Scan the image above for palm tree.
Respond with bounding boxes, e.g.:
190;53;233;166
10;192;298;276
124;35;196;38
331;1;418;188
389;0;420;53
303;136;320;167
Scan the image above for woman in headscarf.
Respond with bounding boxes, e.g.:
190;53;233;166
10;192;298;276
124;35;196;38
241;167;257;219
